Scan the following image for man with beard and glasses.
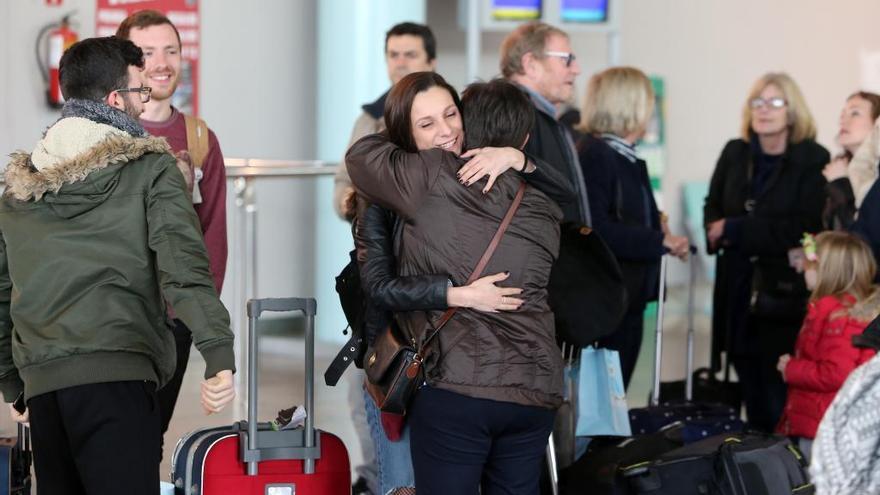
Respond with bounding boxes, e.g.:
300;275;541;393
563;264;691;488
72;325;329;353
117;10;229;450
0;36;235;494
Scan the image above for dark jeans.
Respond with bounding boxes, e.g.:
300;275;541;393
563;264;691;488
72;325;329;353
158;319;193;436
28;381;161;495
598;309;644;389
409;386;555;495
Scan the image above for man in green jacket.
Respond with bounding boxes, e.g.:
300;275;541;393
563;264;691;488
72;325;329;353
0;37;235;494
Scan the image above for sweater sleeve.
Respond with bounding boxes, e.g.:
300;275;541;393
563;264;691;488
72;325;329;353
0;232;22;402
345;134;447;219
581;145;665;261
705;142;735;254
193;129;228;295
520;153;576;208
335;112;380;220
785;316;865;393
147;154;235;379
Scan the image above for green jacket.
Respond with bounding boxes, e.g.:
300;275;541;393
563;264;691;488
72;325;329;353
0;117;235;401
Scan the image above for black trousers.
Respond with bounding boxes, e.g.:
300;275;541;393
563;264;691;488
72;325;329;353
735;314;802;433
409;386;555;495
158;319;193;437
598;309;645;390
28;381;161;495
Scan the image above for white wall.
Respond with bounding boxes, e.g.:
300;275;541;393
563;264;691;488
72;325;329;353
428;0;880;274
201;0;316;160
0;0;316;160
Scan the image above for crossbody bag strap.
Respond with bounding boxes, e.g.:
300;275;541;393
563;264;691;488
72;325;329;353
419;181;527;353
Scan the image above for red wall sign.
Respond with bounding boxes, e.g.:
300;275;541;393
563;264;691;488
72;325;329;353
95;0;201;116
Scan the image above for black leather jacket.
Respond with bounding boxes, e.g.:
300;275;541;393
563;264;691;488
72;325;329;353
354;154;575;345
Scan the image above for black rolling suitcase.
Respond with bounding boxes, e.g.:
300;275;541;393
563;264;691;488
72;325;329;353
657;248;742;411
628;252;745;442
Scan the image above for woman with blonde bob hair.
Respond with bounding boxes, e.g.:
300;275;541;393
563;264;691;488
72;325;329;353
576;66;690;388
580;66;656;139
738;72;818;145
704;72;829;432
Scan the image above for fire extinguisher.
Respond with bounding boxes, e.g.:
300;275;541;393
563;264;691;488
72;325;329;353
36;13;78;109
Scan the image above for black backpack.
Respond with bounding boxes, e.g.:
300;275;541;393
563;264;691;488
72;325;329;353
323;250;368;386
548;223;628;347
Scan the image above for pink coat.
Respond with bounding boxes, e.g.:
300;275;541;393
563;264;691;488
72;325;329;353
777;294;876;438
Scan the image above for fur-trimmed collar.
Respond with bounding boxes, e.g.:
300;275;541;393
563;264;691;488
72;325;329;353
849;289;880;323
5;118;170;201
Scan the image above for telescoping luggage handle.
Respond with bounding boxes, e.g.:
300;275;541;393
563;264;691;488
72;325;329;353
650;247;697;407
244;298;318;476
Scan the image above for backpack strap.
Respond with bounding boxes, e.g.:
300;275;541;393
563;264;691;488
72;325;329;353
183;114;210;169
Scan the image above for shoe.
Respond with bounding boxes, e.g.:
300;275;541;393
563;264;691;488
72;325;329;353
352;476;372;495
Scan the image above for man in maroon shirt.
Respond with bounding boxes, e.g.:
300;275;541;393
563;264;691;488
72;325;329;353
117;10;228;443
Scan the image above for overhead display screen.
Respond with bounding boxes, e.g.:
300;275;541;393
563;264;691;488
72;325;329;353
491;0;542;21
561;0;609;22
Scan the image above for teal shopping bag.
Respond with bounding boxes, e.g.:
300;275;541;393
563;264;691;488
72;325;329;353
575;346;632;437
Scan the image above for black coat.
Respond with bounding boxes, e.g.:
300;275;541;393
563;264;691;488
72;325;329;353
578;134;664;312
852;177;880;265
704;138;829;365
516;90;630;345
520;90;588;225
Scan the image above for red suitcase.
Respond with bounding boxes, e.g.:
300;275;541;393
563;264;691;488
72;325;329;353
171;298;351;494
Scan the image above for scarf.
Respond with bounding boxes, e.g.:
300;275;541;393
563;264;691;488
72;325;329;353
59;98;147;138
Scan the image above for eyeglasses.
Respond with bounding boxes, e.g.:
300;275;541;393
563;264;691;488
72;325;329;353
115;86;152;103
749;97;786;109
544;51;577;68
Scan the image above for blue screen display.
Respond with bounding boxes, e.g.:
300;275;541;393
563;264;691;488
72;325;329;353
491;0;542;21
561;0;608;22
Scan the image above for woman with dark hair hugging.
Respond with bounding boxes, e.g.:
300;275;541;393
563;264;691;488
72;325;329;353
347;73;569;494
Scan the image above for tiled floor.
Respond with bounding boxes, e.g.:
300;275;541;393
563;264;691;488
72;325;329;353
0;282;717;487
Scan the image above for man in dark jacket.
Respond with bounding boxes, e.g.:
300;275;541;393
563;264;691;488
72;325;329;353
0;37;235;493
501;21;589;225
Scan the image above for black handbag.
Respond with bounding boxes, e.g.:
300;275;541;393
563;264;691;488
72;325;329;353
364;323;421;415
364;182;526;415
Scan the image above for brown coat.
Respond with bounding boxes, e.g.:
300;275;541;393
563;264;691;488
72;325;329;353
346;134;564;409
